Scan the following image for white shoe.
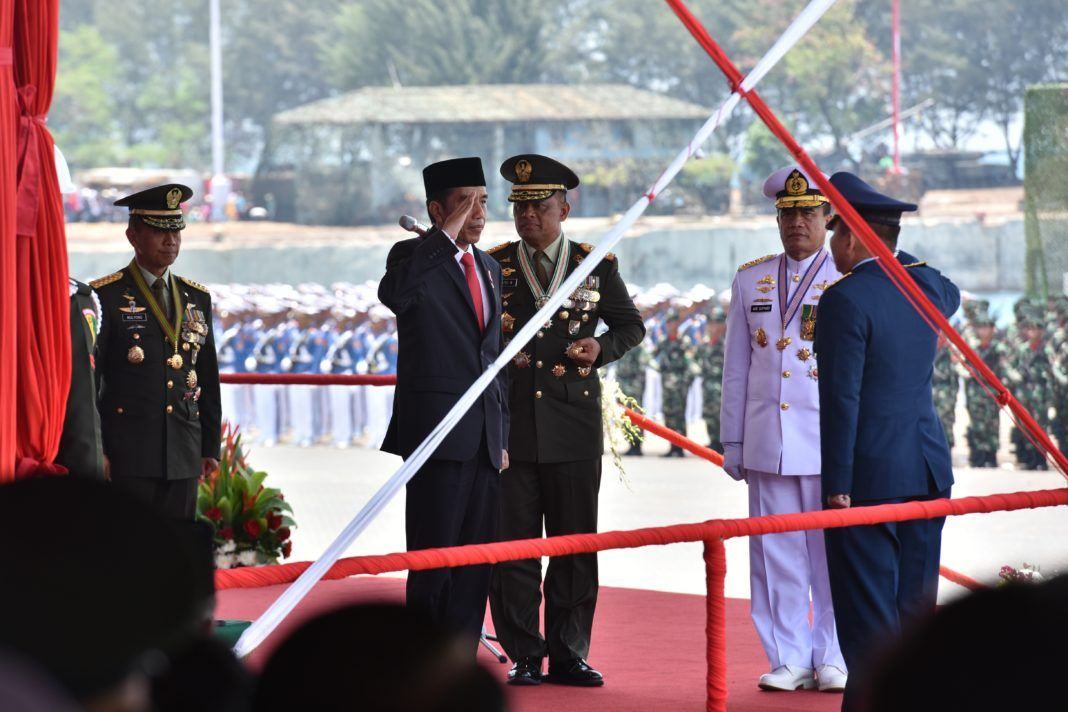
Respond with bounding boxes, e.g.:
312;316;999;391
816;665;847;692
758;665;816;691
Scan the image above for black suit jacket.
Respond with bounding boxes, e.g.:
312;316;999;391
378;229;508;468
93;266;222;480
488;240;645;462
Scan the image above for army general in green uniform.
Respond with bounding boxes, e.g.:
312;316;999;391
92;184;221;520
487;155;645;687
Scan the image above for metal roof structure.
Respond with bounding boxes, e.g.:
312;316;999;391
274;84;710;125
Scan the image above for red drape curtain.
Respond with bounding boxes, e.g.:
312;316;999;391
0;0;17;481
7;0;69;480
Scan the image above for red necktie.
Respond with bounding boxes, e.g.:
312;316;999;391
460;251;485;333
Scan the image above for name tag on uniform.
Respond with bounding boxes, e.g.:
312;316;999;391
121;312;148;323
750;304;772;313
503;278;518;288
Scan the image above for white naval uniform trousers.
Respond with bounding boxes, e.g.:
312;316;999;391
720;248;846;671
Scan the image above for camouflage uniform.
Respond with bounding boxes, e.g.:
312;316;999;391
1046;297;1068;452
964;332;1003;467
932;346;958;450
655;334;697;456
615;343;651;455
1005;311;1053;470
695;336;725;453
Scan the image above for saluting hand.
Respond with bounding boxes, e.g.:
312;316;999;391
442;192;478;239
567;337;600;367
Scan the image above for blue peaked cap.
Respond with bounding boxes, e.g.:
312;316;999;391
828;172;917;227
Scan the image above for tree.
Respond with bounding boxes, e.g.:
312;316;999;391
51;26;124;168
321;0;567;89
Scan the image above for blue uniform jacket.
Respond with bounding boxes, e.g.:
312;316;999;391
814;251;960;502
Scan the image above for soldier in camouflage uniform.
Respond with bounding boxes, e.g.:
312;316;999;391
963;314;1001;467
1005;306;1053;470
931;335;958;450
695;306;727;453
615;342;651;456
1046;296;1068;452
655;310;697;457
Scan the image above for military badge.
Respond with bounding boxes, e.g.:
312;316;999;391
581;313;589;322
501;312;516;334
168;353;184;370
82;308;99;345
166;187;183;209
515;159;533;183
800;304;817;341
182;342;191;352
186;370;198;389
559;310;569;319
502;267;516;277
577;366;592;377
776;335;792;351
513;351;532;368
754;328;768;348
814;281;831;291
503;278;518;288
568;320;581;336
127;345;145;364
796;347;812;362
807;365;819;381
786;170;808;196
758;275;775;285
756;286;774;294
552;363;566;378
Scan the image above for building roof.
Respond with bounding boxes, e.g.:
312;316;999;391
274;84;710;125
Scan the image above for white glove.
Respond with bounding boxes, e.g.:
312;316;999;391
722;443;746;482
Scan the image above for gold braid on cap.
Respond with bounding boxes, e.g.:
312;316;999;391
775;169;829;209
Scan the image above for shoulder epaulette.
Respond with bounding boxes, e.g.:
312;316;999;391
89;272;123;289
737;254;777;272
827;272;853;288
486;241;514;255
578;242;615;261
179;276;210;293
902;261;927;268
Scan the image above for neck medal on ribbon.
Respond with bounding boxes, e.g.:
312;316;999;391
128;260;185;369
776;249;827;351
517;237;571;310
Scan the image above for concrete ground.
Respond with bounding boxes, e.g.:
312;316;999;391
247;430;1067;605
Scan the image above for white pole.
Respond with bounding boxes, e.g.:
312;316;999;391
209;0;230;222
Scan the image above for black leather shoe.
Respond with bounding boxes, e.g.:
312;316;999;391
507;657;543;686
547;658;604;686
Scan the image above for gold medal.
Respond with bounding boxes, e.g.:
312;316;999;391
127;345;145;364
182;342;191;352
754;328;768;348
776;336;792;351
552;363;566;378
186;370;198;389
513;351;532;369
796;347;812;362
501;312;515;334
577;365;592;377
168;353;184;370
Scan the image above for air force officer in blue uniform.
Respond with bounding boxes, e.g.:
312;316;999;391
814;172;959;711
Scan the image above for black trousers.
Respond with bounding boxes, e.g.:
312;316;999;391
489;458;601;664
110;477;199;521
405;441;499;647
825;485;949;712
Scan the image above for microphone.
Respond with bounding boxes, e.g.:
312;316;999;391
399;215;429;237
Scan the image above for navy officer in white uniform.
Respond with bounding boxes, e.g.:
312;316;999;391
720;166;847;693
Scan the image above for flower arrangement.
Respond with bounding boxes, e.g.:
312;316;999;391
197;423;295;569
998;563;1044;586
600;375;644;486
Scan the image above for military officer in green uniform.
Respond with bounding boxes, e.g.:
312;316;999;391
655;310;697;457
487;154;645;688
963;313;1001;467
56;278;105;479
932;335;958;451
696;305;727;453
91;184;221;519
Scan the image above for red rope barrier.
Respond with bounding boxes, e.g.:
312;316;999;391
625;407;725;466
938;565;986;591
662;0;1068;478
215;487;1068;589
704;538;728;712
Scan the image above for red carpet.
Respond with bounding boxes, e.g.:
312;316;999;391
217;578;839;712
